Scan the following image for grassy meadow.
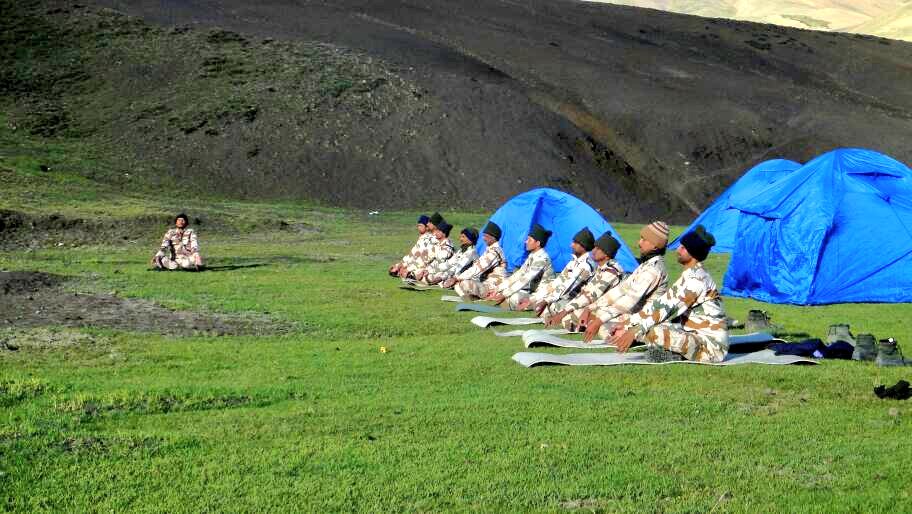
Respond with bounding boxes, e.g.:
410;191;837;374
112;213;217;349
2;126;912;512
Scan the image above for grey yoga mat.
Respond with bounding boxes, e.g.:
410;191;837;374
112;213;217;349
471;316;544;328
523;332;611;349
521;331;785;350
512;349;818;367
456;303;505;313
441;295;463;302
494;328;571;338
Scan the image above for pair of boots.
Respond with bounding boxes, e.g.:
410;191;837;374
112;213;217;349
844;325;906;366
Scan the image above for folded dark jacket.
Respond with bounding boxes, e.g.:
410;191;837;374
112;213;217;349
769;339;854;359
770;339;824;357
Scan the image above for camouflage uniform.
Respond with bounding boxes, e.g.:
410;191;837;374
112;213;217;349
399;232;436;271
454;241;508;299
564;254;667;335
425;244;477;285
532;253;596;317
406;234;452;275
412;237;457;284
620;263;728;363
555;258;624;322
495;248;554;310
154;228;203;270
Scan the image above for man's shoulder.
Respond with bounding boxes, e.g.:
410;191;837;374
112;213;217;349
690;264;716;284
601;259;623;275
633;255;664;275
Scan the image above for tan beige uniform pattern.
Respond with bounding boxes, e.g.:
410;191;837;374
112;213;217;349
496;248;554;310
558;258;624;327
426;245;477;285
454;242;508;299
621;263;729;363
154;228;203;270
567;255;667;336
531;253;595;304
532;253;596;317
413;238;456;284
399;232;435;270
406;235;452;275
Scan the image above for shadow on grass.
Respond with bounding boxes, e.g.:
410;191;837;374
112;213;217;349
146;263;267;273
202;263;267;272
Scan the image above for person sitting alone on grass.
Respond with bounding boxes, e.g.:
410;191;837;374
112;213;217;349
453;222;509;298
151;213;204;271
489;223;555;310
430;227;479;288
525;227;596;315
544;232;624;327
575;221;670;341
412;222;456;284
608;225;729;363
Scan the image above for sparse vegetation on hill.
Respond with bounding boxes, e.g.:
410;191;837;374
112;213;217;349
8;0;910;223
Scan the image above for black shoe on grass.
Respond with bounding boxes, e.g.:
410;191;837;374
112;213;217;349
874;380;911;400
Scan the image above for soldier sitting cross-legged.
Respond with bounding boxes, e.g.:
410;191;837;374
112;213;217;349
608;225;729;363
488;224;555;311
544;231;624;326
150;213;204;271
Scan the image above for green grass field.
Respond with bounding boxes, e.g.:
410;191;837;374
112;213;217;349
2;127;911;512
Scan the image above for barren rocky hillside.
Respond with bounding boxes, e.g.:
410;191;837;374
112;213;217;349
4;0;911;222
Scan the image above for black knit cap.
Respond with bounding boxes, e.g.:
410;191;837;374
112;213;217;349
595;232;620;258
175;213;189;225
680;224;716;262
461;227;479;245
429;212;444;226
529;223;552;246
418;214;430;225
436;222;453;237
573;228;595;251
482;221;502;240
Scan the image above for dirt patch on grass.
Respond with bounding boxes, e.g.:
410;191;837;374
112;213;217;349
0;271;290;336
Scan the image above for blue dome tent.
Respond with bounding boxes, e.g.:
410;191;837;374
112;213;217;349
669;159;802;253
476;188;638;273
723;148;912;305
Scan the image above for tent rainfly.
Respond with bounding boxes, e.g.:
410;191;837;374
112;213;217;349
476;188;638;273
669;159;802;253
723;148;912;305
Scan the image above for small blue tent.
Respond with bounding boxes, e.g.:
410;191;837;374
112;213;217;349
476;188;638;273
669;159;802;253
723;148;912;305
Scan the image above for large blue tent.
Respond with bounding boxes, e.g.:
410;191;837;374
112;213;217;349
723;148;912;305
669;159;802;253
476;188;638;273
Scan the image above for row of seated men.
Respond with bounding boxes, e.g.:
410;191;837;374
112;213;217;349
389;212;728;363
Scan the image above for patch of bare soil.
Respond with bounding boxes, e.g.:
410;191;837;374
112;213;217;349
0;271;290;336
